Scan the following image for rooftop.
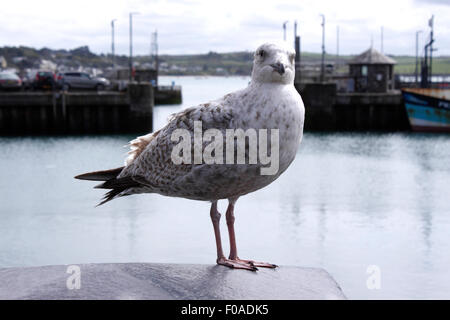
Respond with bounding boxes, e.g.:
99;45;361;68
349;48;397;65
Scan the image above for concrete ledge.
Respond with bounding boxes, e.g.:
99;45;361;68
0;263;346;300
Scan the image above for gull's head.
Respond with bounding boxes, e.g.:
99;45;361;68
251;42;296;85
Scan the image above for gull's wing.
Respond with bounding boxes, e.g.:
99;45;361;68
112;100;235;198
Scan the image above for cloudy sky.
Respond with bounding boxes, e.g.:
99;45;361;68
1;0;449;56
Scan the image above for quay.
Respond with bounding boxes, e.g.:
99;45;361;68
0;263;346;300
155;85;182;105
298;83;410;131
0;83;153;135
114;68;182;105
0;83;411;135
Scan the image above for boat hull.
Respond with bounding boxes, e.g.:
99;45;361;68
402;89;450;132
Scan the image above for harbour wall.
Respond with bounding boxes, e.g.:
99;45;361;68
0;82;412;135
155;85;182;105
297;83;411;131
0;83;153;135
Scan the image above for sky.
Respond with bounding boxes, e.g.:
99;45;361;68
0;0;449;56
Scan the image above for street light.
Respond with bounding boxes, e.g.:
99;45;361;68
415;30;422;85
283;21;288;41
320;14;325;82
336;25;339;69
111;19;117;69
294;20;301;65
294;20;297;39
129;12;140;82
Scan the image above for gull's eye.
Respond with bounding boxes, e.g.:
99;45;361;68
257;49;266;59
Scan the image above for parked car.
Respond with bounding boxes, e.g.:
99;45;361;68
0;72;22;91
32;71;55;90
58;72;110;91
21;70;37;90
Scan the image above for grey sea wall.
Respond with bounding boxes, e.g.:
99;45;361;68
0;83;153;135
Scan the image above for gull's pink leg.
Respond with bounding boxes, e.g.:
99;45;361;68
225;198;278;269
210;201;225;260
225;198;239;260
210;201;256;271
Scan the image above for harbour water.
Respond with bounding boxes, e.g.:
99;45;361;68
0;76;449;299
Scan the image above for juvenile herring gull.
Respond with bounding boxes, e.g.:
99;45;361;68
75;42;305;271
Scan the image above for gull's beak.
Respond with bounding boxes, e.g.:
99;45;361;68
270;62;285;75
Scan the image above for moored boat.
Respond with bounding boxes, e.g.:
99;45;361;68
402;88;450;132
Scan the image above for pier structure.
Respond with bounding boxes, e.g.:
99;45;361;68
155;85;182;105
295;47;410;131
111;67;182;105
0;83;153;135
298;82;409;131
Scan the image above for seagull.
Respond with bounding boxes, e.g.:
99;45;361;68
75;42;305;271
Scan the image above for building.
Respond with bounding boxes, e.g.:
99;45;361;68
348;48;396;93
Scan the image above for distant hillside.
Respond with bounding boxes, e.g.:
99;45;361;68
1;45;449;75
0;46;109;70
155;51;254;75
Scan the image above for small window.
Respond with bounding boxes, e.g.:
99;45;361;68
361;65;368;76
376;73;383;81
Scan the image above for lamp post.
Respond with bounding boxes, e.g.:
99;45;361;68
294;21;301;66
129;12;139;82
111;19;117;69
320;14;325;82
294;20;297;39
283;21;288;41
415;30;422;85
336;25;339;69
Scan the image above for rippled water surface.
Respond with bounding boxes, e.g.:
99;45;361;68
0;76;449;299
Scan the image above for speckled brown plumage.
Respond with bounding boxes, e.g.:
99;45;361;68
76;43;305;206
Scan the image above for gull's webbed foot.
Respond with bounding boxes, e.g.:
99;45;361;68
216;257;278;271
217;257;258;271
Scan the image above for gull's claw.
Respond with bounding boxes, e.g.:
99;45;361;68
238;258;278;269
216;257;278;271
217;257;258;271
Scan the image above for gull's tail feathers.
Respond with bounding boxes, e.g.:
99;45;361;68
74;167;124;181
75;167;148;206
75;166;133;206
95;176;144;206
